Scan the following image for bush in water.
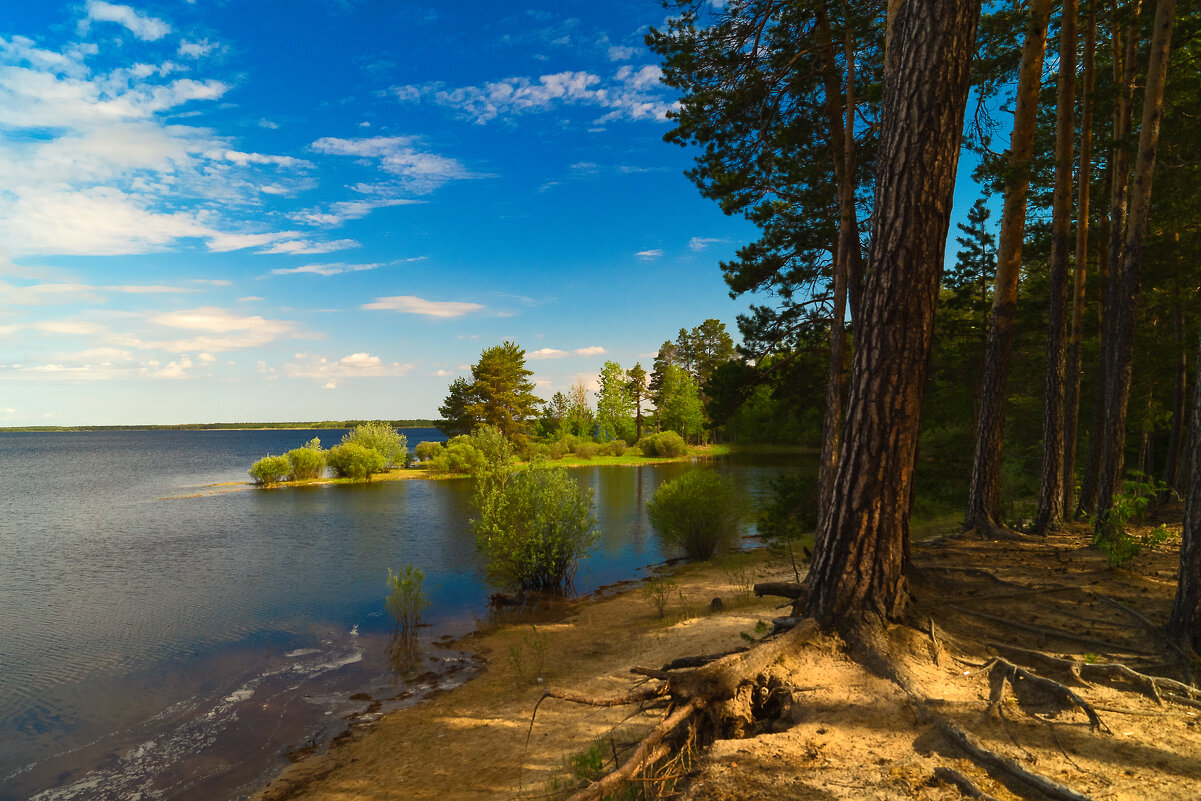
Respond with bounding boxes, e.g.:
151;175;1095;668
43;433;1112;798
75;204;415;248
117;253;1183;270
249;454;291;485
286;437;326;480
342;422;408;468
326;442;387;479
647;469;746;560
473;465;598;591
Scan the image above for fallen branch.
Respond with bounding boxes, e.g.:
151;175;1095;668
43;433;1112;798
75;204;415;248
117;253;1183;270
932;766;1003;801
753;581;805;599
541;685;664;707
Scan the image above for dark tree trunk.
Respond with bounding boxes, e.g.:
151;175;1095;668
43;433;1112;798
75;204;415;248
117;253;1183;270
1078;8;1138;518
815;7;864;527
1164;251;1187;492
808;0;978;628
1095;0;1175;535
1168;330;1201;651
1064;0;1097;514
964;0;1052;534
1033;0;1078;535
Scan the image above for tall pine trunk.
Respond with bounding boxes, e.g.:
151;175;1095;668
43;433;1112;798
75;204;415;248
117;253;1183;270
1095;0;1176;535
1033;0;1078;535
1163;246;1187;491
815;7;864;527
1168;329;1201;651
808;0;978;628
964;0;1052;534
1064;0;1097;513
1079;0;1143;518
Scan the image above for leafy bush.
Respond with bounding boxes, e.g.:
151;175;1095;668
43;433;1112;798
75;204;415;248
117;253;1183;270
286;437;326;480
1092;474;1178;567
385;564;430;635
249;454;291;485
572;442;599;460
473;465;599;591
326;442;387;479
547;439;570;460
600;440;628;457
640;576;679;618
342;421;408;467
414;440;443;462
428;436;485;474
647;469;747;560
638;431;688;458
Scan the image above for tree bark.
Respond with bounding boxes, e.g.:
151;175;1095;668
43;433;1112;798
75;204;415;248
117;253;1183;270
1163;245;1187;491
963;0;1053;534
1094;0;1176;535
1078;6;1140;518
1168;329;1201;651
815;6;865;529
1033;0;1078;535
1063;0;1097;514
808;0;978;628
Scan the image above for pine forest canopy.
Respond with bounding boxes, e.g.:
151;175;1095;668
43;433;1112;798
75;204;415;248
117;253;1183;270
651;0;1201;645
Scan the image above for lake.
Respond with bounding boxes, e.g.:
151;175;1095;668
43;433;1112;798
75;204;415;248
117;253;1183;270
0;429;809;800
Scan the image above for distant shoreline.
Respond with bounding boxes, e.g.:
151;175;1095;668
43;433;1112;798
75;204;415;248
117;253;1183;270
0;421;442;433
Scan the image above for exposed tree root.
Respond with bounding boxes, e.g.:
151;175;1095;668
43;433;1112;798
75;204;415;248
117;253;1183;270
752;581;805;599
929;717;1095;801
932;766;1003;801
659;648;748;671
981;657;1109;732
986;641;1201;706
948;605;1155;655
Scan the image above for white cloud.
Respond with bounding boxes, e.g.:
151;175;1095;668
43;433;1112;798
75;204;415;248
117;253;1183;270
285;351;413;380
574;346;607;357
85;1;172;41
178;39;216;59
144;306;303;352
608;45;638;61
288;198;424;227
527;347;567;360
238;296;263;302
635;249;663;259
270;262;382;277
394;65;675;125
362;295;483;318
433;369;452;377
259;239;361;255
310;136;472;195
689;237;725;252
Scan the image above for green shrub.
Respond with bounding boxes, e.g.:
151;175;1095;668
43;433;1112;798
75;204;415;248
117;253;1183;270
286;437;326;480
429;436;485;474
547;439;569;460
600;440;628;457
248;454;291;485
385;564;430;635
326;442;387;479
641;576;679;618
414;440;443;462
638;431;688;458
647;469;747;560
573;442;599;460
1092;474;1179;567
342;422;408;467
473;465;599;591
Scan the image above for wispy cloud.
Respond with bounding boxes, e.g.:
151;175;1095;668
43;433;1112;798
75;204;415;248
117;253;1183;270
362;295;484;318
270;262;382;277
284;351;413;380
259;239;361;255
393;65;674;125
84;1;171;41
689;237;725;252
310;136;473;194
635;249;663;259
574;346;607;357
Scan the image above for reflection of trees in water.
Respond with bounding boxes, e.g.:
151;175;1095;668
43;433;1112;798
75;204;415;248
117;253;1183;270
386;629;421;680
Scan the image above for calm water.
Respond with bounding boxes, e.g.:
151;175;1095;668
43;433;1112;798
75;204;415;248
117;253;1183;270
0;429;808;800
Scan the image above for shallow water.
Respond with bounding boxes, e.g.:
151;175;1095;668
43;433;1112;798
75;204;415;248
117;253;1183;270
0;430;808;800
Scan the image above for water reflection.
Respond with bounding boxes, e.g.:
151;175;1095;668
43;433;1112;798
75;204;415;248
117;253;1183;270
385;630;421;680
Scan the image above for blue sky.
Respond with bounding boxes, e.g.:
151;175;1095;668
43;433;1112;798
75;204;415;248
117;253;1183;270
0;2;990;426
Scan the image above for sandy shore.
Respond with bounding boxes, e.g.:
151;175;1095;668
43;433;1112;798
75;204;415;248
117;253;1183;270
254;526;1201;801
